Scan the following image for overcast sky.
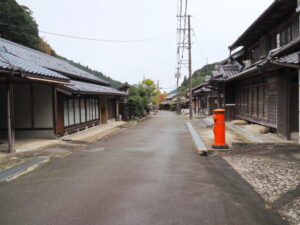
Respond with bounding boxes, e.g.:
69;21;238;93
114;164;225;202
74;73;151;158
17;0;273;92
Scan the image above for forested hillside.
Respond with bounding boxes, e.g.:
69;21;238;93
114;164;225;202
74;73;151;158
177;62;218;94
181;63;218;89
0;0;122;88
56;55;122;88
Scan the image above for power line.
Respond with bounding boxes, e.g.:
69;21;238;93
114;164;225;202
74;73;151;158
39;30;173;43
0;21;173;43
176;0;189;73
176;0;192;114
192;29;207;63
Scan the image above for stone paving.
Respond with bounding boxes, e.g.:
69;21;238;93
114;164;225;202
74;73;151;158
222;153;300;225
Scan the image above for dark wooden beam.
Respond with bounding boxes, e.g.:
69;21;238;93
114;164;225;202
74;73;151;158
7;81;15;153
53;87;58;135
30;84;34;129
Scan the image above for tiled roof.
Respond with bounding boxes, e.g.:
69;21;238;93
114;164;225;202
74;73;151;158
192;81;208;91
165;93;177;100
0;37;109;85
205;75;211;82
276;51;300;64
194;87;211;94
63;80;127;96
227;52;300;81
225;60;268;81
0;47;69;81
117;82;131;90
212;64;240;79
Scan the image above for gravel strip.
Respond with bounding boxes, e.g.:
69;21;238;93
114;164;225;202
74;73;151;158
223;155;300;203
280;197;300;225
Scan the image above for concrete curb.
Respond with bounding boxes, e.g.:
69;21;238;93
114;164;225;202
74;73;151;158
226;122;264;143
0;157;49;182
186;122;207;154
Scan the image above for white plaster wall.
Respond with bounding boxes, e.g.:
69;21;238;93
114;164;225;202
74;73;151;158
0;83;55;139
33;83;53;128
14;83;32;128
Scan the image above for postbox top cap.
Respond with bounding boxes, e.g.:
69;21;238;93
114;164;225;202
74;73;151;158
213;109;226;113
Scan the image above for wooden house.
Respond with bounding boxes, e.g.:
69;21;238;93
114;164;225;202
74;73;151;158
0;37;127;153
215;0;300;141
117;82;131;120
192;73;224;116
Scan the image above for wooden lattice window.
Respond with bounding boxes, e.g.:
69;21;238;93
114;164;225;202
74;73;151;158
268;94;277;126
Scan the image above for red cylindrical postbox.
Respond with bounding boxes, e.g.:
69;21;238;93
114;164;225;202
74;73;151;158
212;109;228;149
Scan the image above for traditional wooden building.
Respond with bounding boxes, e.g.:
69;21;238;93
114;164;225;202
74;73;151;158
0;37;127;153
117;82;131;120
192;72;226;116
211;0;300;141
117;82;131;94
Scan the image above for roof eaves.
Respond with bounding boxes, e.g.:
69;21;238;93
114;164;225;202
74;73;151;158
230;0;292;50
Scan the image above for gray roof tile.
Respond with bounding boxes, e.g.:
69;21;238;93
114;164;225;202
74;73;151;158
212;64;240;79
0;37;109;85
0;48;69;80
165;93;177;100
63;80;127;96
276;51;300;64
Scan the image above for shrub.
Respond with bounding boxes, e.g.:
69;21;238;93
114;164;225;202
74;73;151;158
128;95;145;118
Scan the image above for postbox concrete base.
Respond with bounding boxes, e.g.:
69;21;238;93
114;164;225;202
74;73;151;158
212;144;229;149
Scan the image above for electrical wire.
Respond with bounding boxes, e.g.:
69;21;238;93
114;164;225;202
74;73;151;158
39;30;173;43
0;21;173;43
176;0;189;76
192;29;207;63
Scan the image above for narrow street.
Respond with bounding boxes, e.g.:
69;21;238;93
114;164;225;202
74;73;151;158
0;111;286;225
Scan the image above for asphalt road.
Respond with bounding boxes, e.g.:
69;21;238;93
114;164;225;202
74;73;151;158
0;111;287;225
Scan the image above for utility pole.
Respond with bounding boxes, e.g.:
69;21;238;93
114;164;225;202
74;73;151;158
188;15;193;120
176;69;181;114
176;0;190;116
297;0;300;143
156;80;159;111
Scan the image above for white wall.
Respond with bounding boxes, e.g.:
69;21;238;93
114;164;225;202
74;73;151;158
14;83;53;129
33;83;53;128
0;82;56;139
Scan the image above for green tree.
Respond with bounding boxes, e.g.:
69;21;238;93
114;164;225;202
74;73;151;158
0;0;123;88
127;79;158;118
138;79;158;111
128;87;145;118
181;75;188;87
138;79;157;99
0;0;39;49
128;95;145;118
